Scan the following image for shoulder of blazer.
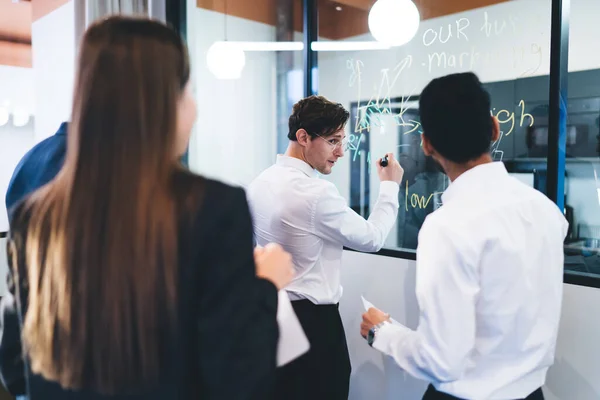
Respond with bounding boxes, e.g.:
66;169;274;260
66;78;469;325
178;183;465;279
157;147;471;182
172;169;244;207
173;170;248;235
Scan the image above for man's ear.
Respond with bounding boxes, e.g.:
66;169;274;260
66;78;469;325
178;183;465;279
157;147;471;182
491;116;500;142
421;133;433;156
296;129;310;146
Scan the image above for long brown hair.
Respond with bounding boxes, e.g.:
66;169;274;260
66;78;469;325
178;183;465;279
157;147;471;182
19;16;190;393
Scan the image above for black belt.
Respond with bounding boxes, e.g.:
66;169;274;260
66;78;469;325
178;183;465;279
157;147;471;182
290;299;339;309
423;385;544;400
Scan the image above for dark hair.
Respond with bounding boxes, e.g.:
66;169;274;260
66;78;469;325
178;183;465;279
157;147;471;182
288;95;349;141
19;16;189;394
419;72;493;163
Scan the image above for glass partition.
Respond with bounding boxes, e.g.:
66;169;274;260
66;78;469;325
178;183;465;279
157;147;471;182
186;0;304;187
317;0;553;253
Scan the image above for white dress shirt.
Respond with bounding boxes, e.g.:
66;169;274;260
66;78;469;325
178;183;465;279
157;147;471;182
373;162;568;400
247;155;399;304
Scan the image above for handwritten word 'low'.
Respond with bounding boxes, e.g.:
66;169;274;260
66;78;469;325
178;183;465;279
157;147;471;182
404;182;444;211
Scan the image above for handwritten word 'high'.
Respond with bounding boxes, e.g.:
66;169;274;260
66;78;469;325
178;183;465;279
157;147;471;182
493;100;534;136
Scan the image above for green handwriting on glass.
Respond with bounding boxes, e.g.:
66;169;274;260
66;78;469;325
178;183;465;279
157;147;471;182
352;99;533;137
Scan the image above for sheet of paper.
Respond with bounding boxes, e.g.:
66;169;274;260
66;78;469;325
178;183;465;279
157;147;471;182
276;290;310;366
361;295;402;326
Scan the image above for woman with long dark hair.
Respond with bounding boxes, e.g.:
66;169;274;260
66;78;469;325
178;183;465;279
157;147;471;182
0;16;292;399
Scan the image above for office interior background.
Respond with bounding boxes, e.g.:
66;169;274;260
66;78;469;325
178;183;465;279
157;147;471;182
0;0;598;398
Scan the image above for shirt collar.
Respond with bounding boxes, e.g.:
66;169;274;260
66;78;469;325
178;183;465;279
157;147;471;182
55;122;69;136
441;162;508;204
276;155;319;178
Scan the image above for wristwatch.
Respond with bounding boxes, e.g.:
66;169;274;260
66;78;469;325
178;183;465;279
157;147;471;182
367;320;389;347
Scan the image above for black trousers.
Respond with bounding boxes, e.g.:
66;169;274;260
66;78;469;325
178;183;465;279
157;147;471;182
423;385;545;400
274;300;351;400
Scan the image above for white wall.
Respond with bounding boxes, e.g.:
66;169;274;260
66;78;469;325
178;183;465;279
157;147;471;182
32;0;76;141
0;65;36;232
545;283;600;400
339;252;426;400
0;65;35;127
0;123;35;232
569;0;600;72
187;7;304;187
339;251;600;400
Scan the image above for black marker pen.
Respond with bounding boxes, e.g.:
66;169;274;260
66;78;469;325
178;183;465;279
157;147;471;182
381;155;389;167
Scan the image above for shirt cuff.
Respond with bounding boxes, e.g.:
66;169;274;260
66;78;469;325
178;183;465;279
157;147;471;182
379;181;400;202
379;181;400;194
256;278;279;314
372;321;412;355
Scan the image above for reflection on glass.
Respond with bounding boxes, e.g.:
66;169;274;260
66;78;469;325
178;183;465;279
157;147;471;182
318;0;552;252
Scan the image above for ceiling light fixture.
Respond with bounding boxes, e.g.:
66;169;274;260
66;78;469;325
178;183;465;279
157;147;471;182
12;110;30;127
311;41;391;51
206;0;246;80
368;0;420;47
226;41;304;51
207;42;246;80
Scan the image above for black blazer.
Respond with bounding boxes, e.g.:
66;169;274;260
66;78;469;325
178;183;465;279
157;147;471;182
0;172;279;399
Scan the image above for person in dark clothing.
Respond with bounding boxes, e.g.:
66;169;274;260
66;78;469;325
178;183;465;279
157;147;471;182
0;16;293;400
5;122;68;216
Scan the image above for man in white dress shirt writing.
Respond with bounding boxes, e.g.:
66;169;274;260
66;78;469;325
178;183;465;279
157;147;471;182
248;95;403;399
361;73;568;400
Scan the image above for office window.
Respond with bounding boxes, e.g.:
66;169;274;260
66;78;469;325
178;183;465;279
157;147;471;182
186;0;304;188
562;0;600;278
317;0;553;253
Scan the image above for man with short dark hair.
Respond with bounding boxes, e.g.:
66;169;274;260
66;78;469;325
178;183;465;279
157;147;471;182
361;73;568;400
248;95;404;399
